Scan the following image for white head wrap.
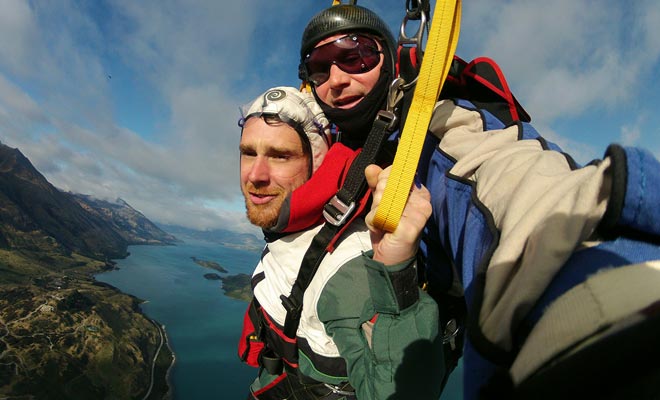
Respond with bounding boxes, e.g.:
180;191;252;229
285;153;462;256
241;86;331;173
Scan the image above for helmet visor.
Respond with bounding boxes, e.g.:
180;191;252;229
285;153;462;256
303;34;382;86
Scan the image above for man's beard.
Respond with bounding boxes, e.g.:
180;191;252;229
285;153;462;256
243;187;286;228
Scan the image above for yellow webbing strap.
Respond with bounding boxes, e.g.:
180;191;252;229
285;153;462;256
372;0;461;232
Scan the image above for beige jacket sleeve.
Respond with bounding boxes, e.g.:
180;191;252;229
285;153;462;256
428;99;612;351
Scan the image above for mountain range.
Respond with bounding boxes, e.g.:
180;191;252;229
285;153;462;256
0;142;176;264
0;142;176;399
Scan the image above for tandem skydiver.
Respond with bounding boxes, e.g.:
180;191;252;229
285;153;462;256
296;3;660;399
237;86;444;399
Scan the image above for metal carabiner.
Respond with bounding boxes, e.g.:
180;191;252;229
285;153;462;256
442;318;460;350
375;77;406;131
398;9;428;47
386;77;406;113
406;0;429;19
323;383;355;397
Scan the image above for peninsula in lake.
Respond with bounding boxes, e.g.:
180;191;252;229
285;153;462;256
191;256;227;273
191;256;251;302
0;142;176;399
219;273;252;302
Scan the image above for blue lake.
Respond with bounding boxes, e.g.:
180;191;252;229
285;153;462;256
96;237;463;399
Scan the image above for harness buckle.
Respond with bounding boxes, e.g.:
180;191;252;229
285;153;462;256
442;318;460;351
280;295;301;319
374;77;406;131
323;195;356;226
323;383;355;397
376;110;398;131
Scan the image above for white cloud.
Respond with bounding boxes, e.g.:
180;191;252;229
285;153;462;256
452;0;660;162
0;0;41;77
0;75;50;131
619;115;647;147
0;0;259;230
620;125;641;147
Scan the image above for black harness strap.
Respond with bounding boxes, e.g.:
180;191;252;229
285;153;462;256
280;223;339;338
324;117;394;226
281;117;395;339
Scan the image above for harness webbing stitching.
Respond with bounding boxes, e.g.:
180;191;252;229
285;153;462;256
373;0;461;232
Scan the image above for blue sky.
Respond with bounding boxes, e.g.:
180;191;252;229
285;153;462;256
1;0;659;234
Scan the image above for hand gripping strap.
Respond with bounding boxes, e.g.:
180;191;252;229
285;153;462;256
373;0;461;232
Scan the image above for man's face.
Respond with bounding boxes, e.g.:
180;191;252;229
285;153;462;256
239;117;309;228
311;33;384;109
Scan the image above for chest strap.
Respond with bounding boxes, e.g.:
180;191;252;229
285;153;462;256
280;115;396;339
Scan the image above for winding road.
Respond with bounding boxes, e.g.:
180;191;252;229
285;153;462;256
142;319;167;400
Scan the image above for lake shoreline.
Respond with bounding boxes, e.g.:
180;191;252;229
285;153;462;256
93;274;175;400
98;241;261;399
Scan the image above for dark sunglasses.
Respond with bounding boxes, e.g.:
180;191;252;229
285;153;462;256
303;34;382;86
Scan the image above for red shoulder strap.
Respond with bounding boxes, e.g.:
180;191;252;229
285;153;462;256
283;144;360;233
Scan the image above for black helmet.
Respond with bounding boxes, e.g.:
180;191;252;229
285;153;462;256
299;4;396;81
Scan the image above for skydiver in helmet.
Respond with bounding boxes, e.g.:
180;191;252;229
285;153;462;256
299;4;397;150
299;3;660;400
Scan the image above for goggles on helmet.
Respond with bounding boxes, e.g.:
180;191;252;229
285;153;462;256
303;34;382;86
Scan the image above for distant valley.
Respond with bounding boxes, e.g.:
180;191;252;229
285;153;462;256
161;224;262;252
